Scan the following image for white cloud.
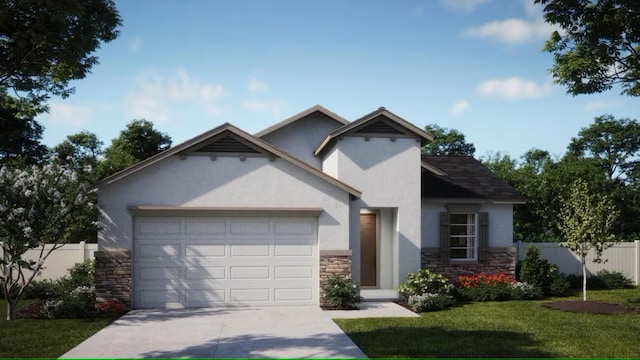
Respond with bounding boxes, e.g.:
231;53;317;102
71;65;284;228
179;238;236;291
46;103;92;127
124;67;225;123
442;0;488;11
247;79;267;92
476;77;552;99
584;100;618;112
242;99;285;119
450;100;469;116
129;37;141;52
464;18;554;44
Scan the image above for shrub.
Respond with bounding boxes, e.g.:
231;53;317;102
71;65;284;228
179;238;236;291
549;276;572;296
322;275;362;310
519;246;557;295
407;293;456;312
510;282;544;300
41;286;96;319
593;270;633;289
455;273;543;302
22;279;62;299
398;269;453;299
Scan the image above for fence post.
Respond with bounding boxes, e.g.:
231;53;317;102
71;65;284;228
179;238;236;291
79;241;87;262
635;240;640;286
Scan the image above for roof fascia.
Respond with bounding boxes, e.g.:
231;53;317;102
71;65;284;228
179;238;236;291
421;162;447;176
254;105;349;138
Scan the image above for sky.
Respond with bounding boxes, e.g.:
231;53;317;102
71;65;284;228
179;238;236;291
37;0;640;161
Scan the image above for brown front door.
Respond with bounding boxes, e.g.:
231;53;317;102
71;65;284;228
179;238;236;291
360;214;377;287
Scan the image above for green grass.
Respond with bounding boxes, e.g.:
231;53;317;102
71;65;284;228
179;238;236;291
335;288;640;358
0;299;114;358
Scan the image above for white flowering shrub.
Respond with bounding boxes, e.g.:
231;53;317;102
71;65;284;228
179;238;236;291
322;275;362;310
0;161;96;320
407;293;456;312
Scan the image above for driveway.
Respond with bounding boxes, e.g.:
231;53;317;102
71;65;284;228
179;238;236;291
61;303;416;358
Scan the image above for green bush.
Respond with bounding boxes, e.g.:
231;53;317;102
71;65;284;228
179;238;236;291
399;269;453;299
549;276;572;296
593;270;633;289
41;286;96;319
510;282;544;300
22;279;62;299
519;246;557;295
322;275;362;310
456;283;513;302
407;293;456;312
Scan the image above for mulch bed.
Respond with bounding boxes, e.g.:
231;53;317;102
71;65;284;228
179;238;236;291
543;300;640;314
17;299;48;319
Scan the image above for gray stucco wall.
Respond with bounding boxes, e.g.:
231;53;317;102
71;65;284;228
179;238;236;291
97;155;351;251
324;137;422;287
421;202;515;248
259;112;345;169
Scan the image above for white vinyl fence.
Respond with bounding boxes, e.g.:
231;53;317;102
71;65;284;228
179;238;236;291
1;242;98;281
516;240;640;285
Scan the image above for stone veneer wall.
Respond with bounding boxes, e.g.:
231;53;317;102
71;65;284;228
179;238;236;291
319;253;352;305
94;251;132;308
421;247;516;280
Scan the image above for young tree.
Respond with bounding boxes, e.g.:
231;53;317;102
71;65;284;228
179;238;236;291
558;179;618;301
0;0;121;104
536;0;640;96
422;124;475;156
0;161;96;320
98;119;172;179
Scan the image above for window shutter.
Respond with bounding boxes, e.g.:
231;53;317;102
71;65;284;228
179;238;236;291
439;212;450;262
478;212;489;261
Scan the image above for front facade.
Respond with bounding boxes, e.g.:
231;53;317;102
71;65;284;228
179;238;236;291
93;105;524;309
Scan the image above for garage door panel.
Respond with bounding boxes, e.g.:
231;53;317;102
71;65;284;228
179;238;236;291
185;244;226;257
274;244;313;256
274;266;313;279
274;288;313;301
133;216;318;308
184;266;226;280
136;219;181;238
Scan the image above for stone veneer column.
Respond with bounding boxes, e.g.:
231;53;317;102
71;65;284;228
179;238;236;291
94;250;132;309
421;247;516;280
319;250;352;305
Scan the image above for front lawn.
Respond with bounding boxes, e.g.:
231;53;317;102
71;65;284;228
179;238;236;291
335;288;640;358
0;300;114;358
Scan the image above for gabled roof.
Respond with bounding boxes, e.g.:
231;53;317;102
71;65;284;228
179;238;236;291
254;105;350;138
314;107;433;157
421;155;526;203
90;123;362;197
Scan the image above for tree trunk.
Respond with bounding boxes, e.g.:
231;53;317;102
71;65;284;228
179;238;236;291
581;241;587;301
6;299;15;320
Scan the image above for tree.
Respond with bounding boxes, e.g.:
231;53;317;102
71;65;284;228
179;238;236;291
0;92;47;165
53;131;104;183
0;0;121;104
568;114;640;183
536;0;640;96
558;178;618;301
0;161;96;320
422;124;475;156
98;119;172;178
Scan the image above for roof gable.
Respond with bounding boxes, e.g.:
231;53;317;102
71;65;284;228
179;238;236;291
314;107;433;157
421;155;526;203
255;105;349;138
91;123;361;197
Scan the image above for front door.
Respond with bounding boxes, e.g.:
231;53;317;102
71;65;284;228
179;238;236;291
360;214;377;287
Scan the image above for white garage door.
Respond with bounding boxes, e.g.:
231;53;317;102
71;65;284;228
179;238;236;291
132;216;318;309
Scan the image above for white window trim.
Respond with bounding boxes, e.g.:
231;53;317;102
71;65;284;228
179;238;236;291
449;213;478;261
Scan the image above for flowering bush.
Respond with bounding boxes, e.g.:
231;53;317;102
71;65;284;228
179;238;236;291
41;286;96;319
407;293;456;312
455;273;542;301
399;269;454;299
322;275;362;310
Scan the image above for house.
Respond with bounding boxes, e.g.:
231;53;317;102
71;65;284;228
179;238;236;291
91;105;525;309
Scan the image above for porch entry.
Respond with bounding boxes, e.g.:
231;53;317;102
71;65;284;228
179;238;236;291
360;213;377;287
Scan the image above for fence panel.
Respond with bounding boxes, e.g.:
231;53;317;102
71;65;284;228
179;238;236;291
1;242;98;280
516;240;640;285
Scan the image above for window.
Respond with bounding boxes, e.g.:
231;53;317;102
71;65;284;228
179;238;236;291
449;213;477;260
440;210;488;262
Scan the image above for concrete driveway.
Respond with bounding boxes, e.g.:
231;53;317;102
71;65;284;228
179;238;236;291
61;303;416;358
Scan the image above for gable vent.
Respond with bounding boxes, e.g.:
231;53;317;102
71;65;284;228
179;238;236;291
355;120;405;135
195;135;260;153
